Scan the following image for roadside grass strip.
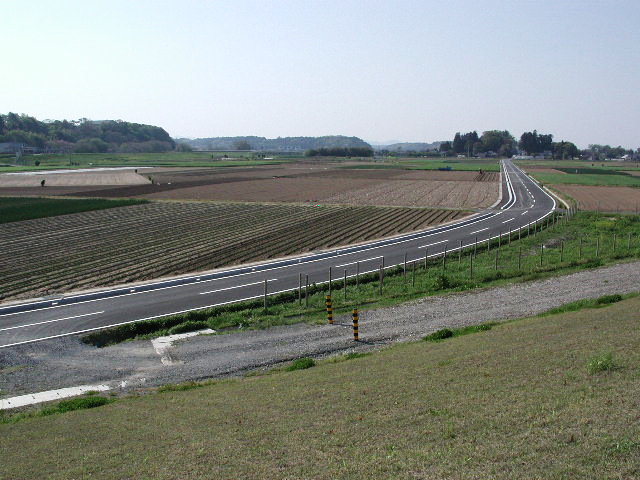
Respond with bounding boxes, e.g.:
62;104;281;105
1;297;639;479
82;211;640;347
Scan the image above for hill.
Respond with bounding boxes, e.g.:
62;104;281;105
175;135;371;152
0;113;175;154
373;141;443;152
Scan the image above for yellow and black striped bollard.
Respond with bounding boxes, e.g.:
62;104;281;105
352;308;359;341
326;295;333;324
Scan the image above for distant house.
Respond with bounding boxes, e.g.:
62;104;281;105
0;143;21;154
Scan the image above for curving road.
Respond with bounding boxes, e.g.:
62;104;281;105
0;159;558;348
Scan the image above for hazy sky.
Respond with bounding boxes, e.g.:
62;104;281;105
3;1;639;148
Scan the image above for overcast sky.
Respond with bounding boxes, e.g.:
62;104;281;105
3;0;638;148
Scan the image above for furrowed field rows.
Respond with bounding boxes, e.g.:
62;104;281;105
0;202;468;301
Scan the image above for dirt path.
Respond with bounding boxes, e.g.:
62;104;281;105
1;261;639;399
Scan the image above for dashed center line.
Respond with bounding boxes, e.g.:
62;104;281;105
0;311;104;332
469;228;488;235
418;239;448;249
200;280;277;295
502;218;514;223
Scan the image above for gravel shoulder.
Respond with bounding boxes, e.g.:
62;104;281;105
1;261;639;398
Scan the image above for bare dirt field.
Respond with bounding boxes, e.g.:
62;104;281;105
550;184;640;213
0;163;499;209
0;170;150;187
0;202;468;301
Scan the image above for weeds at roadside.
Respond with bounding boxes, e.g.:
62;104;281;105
423;322;498;342
1;396;114;424
586;352;620;375
285;357;315;371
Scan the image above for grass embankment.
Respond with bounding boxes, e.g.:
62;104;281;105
83;211;640;347
0;197;148;223
2;297;639;479
0;152;291;171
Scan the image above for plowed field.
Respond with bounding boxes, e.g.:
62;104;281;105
0;202;468;301
550;184;640;213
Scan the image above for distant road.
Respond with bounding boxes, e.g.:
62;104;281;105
0;159;557;348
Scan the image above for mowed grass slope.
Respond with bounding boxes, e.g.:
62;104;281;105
3;298;639;479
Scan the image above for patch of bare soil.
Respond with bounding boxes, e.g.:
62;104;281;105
550;184;640;213
0;171;150;187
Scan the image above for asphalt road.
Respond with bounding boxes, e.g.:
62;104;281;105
0;159;557;348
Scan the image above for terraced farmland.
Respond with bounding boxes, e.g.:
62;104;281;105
0;201;468;301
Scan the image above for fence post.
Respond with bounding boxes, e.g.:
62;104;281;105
326;295;333;324
442;244;447;272
379;265;384;295
498;231;502;249
518;225;521;241
508;228;511;246
329;266;332;297
404;253;407;281
579;237;583;258
356;261;360;288
352;309;359;341
518;245;522;270
412;260;416;287
458;240;462;264
560;241;564;262
613;234;617;252
628;233;632;253
487;235;490;253
596;237;600;257
264;279;268;312
474;237;478;257
344;269;347;301
305;274;309;308
495;248;499;270
424;249;428;271
298;273;302;305
540;244;544;267
470;253;473;279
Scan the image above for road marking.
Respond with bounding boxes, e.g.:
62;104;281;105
335;256;382;268
0;311;104;332
521;211;528;215
200;280;277;295
502;218;514;223
0;384;110;410
418;239;448;249
469;228;488;235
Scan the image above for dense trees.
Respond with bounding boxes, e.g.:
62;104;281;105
0;113;175;153
305;146;374;157
519;130;553;155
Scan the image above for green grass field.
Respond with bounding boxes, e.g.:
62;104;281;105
342;157;501;172
0;197;148;223
531;172;640;187
0;152;292;171
2;296;638;479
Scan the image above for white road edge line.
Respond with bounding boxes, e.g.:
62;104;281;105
469;228;488;235
0;384;110;410
0;311;104;332
418;240;448;249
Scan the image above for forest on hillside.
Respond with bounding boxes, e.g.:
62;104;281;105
0;113;175;153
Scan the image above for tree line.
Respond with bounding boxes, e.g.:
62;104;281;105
0;113;175;153
439;129;583;159
304;146;374;157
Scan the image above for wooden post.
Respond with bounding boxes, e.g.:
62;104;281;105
474;237;477;257
470;253;473;279
424;249;428;271
352;309;359;341
540;244;544;267
579;237;583;258
458;240;462;264
518;246;522;270
442;244;447;272
344;269;347;301
560;241;564;262
403;253;407;281
298;273;302;305
329;266;332;297
412;260;416;287
356;261;360;288
263;279;268;312
495;248;499;270
379;265;383;295
305;274;309;308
